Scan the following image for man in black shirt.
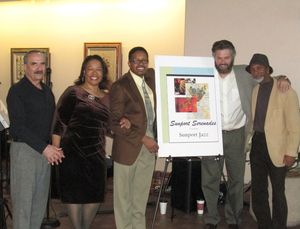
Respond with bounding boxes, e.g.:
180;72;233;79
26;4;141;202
247;53;300;229
6;50;64;229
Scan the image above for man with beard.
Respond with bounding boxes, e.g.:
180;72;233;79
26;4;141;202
201;40;290;229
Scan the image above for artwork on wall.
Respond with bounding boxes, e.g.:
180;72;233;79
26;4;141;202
11;48;50;85
84;42;122;84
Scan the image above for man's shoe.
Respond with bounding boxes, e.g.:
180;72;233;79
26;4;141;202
206;223;217;229
228;224;239;229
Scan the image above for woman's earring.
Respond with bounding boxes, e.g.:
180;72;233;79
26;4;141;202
81;71;86;82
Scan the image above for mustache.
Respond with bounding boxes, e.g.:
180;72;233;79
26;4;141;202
34;71;44;74
219;64;228;67
215;61;234;74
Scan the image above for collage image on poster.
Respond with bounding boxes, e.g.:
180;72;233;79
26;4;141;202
173;77;210;119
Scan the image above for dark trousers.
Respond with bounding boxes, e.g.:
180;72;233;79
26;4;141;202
250;132;287;229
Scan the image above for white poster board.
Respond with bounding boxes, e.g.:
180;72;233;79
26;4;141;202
155;55;223;157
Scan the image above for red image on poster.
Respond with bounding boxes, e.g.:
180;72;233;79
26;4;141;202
175;97;197;112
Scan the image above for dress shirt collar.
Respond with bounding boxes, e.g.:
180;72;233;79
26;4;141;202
130;70;144;86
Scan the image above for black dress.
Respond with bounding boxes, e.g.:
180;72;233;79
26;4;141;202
53;86;110;203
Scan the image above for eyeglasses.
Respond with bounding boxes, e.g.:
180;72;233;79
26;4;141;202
130;59;149;65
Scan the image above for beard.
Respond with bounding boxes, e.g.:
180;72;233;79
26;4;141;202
254;77;264;83
215;61;234;75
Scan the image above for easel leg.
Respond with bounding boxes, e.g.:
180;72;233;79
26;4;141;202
151;156;172;229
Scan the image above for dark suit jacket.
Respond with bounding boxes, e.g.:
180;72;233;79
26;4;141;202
109;68;156;165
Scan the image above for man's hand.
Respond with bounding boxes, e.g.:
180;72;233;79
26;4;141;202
283;155;296;167
277;75;290;93
120;117;131;129
43;144;65;165
142;135;159;154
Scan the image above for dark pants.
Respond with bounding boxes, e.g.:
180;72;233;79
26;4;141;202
250;132;287;229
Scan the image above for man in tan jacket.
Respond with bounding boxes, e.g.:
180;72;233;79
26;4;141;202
247;53;300;229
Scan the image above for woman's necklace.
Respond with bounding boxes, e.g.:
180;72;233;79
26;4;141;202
81;85;103;98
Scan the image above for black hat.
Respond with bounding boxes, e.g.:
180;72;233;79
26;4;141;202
245;53;273;74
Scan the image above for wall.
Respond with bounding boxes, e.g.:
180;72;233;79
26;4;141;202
0;0;185;101
185;0;300;97
185;0;300;183
0;0;185;171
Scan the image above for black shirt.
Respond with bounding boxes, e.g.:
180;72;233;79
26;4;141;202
6;77;55;153
253;78;274;133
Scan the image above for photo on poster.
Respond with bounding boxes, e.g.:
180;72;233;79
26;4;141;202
173;77;210;118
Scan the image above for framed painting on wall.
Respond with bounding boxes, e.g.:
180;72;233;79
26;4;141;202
84;42;122;84
11;48;50;85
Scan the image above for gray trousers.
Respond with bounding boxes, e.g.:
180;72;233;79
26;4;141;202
10;142;50;229
201;127;246;225
113;145;155;229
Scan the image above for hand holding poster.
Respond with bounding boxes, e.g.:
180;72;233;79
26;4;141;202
155;56;223;157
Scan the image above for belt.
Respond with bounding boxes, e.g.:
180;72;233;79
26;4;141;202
222;126;245;134
222;130;232;134
12;138;23;142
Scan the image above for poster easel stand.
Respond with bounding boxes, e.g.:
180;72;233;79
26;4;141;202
151;155;172;229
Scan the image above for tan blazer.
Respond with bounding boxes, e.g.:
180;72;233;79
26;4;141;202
109;69;156;165
252;79;300;167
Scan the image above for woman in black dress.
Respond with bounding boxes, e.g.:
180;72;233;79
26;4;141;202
52;55;111;229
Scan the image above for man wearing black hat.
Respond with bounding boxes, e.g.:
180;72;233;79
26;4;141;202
201;40;291;229
247;53;300;229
